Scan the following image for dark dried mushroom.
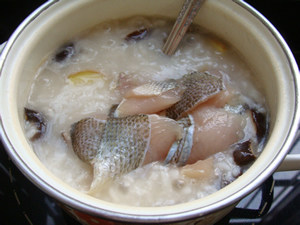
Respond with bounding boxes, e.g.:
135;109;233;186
251;109;267;142
233;140;256;166
54;42;75;62
24;108;47;141
125;28;149;41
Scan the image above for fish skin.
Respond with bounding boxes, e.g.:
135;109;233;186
70;118;105;163
164;115;194;166
88;115;151;189
125;79;178;97
166;72;223;120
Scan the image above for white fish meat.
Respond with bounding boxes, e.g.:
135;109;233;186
116;79;183;116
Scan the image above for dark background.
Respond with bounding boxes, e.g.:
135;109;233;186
0;1;299;225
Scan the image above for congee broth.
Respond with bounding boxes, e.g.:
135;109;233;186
24;16;268;206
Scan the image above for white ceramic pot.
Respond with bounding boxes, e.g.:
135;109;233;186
0;0;299;224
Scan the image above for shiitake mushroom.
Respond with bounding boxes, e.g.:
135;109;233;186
24;108;47;141
251;109;268;143
233;140;256;166
125;28;149;41
54;42;75;62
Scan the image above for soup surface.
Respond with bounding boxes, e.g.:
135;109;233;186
25;16;267;206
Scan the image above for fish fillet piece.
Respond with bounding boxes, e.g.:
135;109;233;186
164;115;194;166
166;72;223;120
71;114;183;191
196;88;234;109
187;107;245;163
90;115;151;190
116;72;140;96
181;157;215;180
143;115;183;165
115;79;183;116
70;118;105;163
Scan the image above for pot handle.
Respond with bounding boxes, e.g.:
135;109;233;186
276;129;300;171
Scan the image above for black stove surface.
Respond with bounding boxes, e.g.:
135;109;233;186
1;1;299;225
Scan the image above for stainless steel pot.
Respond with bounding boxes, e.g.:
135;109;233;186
0;0;299;224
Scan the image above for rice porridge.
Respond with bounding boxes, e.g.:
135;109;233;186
24;16;268;207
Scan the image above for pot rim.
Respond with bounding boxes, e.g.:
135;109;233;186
0;0;299;223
